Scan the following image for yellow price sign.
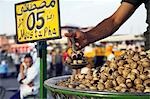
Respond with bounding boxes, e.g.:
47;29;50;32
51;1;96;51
15;0;61;43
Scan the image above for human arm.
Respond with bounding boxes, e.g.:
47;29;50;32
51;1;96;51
65;2;138;50
21;67;38;85
19;63;25;80
21;58;40;85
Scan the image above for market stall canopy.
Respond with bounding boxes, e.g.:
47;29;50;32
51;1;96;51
100;34;145;42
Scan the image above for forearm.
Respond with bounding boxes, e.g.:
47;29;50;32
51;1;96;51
86;2;136;44
86;17;120;44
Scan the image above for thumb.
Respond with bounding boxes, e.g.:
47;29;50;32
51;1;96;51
65;33;76;37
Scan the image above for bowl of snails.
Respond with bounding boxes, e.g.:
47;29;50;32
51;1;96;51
44;50;150;99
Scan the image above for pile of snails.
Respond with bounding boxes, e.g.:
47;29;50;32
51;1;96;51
66;51;86;65
57;50;150;93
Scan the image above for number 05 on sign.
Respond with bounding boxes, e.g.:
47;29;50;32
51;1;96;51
15;0;61;43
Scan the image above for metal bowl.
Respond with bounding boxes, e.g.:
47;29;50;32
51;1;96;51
44;75;150;99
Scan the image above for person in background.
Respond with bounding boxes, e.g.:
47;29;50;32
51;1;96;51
12;50;21;76
65;0;150;52
54;50;63;76
93;44;105;67
51;49;56;77
10;54;40;99
47;51;54;78
62;48;72;75
0;60;8;78
107;51;115;61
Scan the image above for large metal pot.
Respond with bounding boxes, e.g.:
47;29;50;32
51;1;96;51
44;75;150;99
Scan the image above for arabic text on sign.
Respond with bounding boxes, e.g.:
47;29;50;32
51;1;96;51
15;0;60;43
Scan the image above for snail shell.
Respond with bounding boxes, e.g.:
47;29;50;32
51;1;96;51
116;76;125;84
127;73;136;81
139;74;148;80
97;83;105;90
142;61;150;67
126;82;133;88
144;87;150;92
78;74;85;80
131;69;139;75
104;80;113;89
68;84;76;88
136;84;144;91
144;79;150;87
130;62;138;69
137;65;144;74
118;66;124;75
117;60;125;66
119;83;127;88
112;80;117;87
89;86;97;90
134;78;143;85
112;71;119;78
132;54;140;61
115;86;122;91
120;88;128;92
126;79;133;88
79;84;86;89
126;59;134;64
110;62;118;69
123;68;131;78
100;72;108;82
130;88;136;92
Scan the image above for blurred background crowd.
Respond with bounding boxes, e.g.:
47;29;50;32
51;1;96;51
0;26;146;79
0;26;147;98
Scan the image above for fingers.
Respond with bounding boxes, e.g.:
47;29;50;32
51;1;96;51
65;33;76;37
75;42;82;50
65;31;83;50
67;38;72;47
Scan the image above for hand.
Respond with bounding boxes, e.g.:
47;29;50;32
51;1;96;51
28;82;34;87
65;30;89;50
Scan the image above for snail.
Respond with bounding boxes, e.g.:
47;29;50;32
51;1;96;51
57;50;150;93
143;79;150;87
104;80;113;89
134;78;143;85
135;84;144;91
112;80;117;87
89;86;97;90
127;73;136;81
120;88;128;92
79;84;86;89
139;74;148;80
131;69;139;75
130;62;138;69
119;83;127;88
100;72;108;82
115;86;122;91
97;82;105;90
118;66;124;75
144;87;150;92
122;68;131;78
117;60;125;66
110;62;118;69
132;53;140;62
116;76;125;84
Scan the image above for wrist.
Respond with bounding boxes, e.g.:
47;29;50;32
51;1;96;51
84;31;92;44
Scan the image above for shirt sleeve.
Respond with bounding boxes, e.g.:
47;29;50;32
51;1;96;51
22;58;40;84
121;0;143;7
22;67;38;84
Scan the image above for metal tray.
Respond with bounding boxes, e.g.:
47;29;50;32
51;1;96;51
44;75;150;99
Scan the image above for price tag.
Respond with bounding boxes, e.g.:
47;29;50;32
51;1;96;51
15;0;61;43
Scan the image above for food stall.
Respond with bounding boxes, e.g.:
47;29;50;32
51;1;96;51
45;47;150;98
